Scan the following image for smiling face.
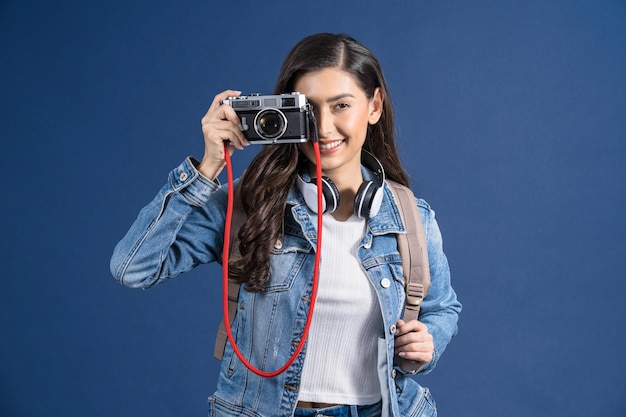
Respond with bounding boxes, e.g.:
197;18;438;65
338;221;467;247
294;67;383;185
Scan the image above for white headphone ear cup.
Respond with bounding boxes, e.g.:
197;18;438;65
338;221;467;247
368;186;384;218
319;177;340;213
296;174;340;214
297;175;324;213
354;181;376;218
354;181;384;218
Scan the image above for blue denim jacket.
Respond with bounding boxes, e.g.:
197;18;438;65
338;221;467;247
111;157;461;417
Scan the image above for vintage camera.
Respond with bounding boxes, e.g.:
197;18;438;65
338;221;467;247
222;92;311;144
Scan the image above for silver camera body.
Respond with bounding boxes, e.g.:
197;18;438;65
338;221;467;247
222;93;310;144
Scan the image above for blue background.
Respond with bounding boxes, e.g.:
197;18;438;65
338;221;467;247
1;1;625;416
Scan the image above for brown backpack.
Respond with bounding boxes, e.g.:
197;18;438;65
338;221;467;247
213;180;430;360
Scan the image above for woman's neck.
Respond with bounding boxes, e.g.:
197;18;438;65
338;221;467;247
307;158;364;221
328;170;364;222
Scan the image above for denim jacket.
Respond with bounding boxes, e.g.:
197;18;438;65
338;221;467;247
111;157;461;417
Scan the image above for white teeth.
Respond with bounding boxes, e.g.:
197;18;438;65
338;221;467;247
319;140;343;150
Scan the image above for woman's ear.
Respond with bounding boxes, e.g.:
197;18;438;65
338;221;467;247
368;87;384;125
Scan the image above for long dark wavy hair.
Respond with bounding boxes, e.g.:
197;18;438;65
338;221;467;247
229;33;409;292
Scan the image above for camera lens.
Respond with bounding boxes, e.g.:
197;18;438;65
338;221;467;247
254;109;287;140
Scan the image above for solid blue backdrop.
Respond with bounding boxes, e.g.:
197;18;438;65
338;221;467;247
1;1;625;416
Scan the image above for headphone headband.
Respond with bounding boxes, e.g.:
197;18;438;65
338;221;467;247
361;150;385;187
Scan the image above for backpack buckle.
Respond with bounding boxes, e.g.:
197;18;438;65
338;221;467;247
405;282;424;310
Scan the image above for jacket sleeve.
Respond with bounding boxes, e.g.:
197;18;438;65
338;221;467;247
110;157;229;289
415;200;462;375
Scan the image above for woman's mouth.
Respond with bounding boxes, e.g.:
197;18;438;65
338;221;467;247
319;139;344;150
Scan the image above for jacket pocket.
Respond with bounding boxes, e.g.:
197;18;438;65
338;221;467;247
262;236;312;292
413;387;437;417
395;378;437;417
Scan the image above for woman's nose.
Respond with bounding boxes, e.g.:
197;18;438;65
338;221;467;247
316;109;333;138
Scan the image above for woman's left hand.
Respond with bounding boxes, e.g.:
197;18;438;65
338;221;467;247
394;319;434;373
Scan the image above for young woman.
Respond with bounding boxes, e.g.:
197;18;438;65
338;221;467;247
111;32;461;417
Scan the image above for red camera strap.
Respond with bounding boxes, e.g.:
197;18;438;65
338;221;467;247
222;142;323;377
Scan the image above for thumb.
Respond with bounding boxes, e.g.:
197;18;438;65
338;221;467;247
395;319;406;335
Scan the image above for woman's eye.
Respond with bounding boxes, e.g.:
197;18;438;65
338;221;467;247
335;102;349;110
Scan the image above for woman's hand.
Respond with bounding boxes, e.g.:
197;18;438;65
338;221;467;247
394;319;434;373
198;90;250;180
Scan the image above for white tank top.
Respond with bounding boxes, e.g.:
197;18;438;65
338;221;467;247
298;213;383;405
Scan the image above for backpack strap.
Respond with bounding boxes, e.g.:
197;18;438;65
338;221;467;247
213;186;245;361
386;180;431;322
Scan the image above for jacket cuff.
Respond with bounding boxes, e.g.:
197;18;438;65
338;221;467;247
168;157;221;206
394;346;439;376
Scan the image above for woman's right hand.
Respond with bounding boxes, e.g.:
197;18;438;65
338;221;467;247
198;90;250;180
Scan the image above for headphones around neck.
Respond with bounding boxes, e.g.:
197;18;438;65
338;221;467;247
296;150;386;218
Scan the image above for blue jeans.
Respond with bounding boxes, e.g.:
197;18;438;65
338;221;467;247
294;402;382;417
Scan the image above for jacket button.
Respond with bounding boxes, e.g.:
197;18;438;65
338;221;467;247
392;369;397;379
381;278;391;288
274;239;283;249
179;171;188;181
389;324;397;335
